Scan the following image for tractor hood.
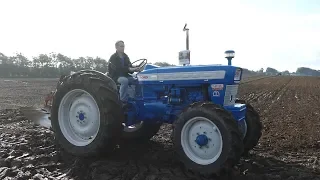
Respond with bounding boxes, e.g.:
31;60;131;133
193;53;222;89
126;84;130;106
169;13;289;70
138;64;242;85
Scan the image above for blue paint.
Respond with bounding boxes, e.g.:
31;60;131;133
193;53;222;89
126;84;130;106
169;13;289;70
195;134;209;146
138;65;239;85
79;113;85;121
119;63;246;127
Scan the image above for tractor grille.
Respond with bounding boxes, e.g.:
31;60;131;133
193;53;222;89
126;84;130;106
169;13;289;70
223;85;239;106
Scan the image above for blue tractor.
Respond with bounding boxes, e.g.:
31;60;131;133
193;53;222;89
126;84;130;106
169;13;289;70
49;25;262;176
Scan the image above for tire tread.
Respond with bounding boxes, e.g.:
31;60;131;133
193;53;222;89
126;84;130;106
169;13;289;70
51;71;123;157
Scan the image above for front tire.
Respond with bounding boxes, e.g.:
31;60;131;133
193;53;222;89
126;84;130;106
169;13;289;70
173;102;243;175
51;71;124;157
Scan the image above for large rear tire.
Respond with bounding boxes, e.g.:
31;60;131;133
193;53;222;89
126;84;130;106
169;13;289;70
235;99;262;155
51;71;124;157
173;102;243;175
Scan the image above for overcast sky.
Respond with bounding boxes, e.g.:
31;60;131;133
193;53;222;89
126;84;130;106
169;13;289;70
0;0;319;72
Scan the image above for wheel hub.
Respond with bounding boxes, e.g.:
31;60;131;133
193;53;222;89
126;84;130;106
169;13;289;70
78;112;85;121
195;134;209;147
76;111;87;125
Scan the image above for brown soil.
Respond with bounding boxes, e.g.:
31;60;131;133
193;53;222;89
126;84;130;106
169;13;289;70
0;76;320;180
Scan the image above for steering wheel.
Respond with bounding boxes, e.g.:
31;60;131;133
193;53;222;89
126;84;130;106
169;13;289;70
131;58;148;70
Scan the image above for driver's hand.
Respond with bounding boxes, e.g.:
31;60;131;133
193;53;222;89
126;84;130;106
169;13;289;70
129;67;135;72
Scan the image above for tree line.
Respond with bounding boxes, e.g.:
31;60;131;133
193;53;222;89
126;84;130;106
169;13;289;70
257;67;320;76
0;52;174;78
0;52;319;78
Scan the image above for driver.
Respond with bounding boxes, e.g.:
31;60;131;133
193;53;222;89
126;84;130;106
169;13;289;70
107;40;140;107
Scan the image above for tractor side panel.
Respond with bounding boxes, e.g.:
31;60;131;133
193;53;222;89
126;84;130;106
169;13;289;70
133;65;245;124
208;84;239;106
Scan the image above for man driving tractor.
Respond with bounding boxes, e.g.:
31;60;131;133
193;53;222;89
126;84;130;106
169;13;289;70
107;40;140;107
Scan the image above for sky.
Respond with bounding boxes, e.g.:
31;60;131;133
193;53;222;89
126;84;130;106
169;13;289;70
0;0;319;72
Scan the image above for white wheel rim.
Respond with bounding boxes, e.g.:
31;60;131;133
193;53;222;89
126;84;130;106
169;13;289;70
58;89;100;146
122;121;144;132
181;117;223;165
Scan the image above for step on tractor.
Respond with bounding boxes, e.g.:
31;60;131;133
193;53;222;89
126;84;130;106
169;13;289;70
24;24;262;176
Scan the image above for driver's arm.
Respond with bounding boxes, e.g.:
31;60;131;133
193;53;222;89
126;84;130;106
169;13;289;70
126;56;135;74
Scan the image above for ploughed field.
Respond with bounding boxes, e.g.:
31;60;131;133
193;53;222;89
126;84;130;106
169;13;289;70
0;76;320;180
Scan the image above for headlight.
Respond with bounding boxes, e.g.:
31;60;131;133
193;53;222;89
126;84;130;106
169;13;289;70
234;68;242;81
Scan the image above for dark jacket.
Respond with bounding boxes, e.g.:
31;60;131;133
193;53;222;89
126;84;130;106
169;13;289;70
107;52;133;81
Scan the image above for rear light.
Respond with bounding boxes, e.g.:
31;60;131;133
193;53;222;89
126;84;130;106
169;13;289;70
234;68;242;81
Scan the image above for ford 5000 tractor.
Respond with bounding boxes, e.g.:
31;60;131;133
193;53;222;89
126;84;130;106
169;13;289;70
47;25;262;176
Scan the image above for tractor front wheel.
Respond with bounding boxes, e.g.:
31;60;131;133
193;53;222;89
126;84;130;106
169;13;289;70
50;72;124;157
173;102;243;175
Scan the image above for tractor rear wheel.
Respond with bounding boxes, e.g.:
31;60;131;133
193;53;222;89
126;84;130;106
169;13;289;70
121;122;162;143
235;99;262;155
51;71;124;157
173;102;243;176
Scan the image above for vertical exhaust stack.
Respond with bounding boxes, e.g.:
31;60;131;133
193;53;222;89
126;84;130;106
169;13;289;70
183;23;189;51
225;50;235;66
179;24;191;66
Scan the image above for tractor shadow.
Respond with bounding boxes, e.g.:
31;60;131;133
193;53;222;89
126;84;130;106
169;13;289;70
57;138;175;167
57;138;320;180
105;139;175;163
59;146;320;180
